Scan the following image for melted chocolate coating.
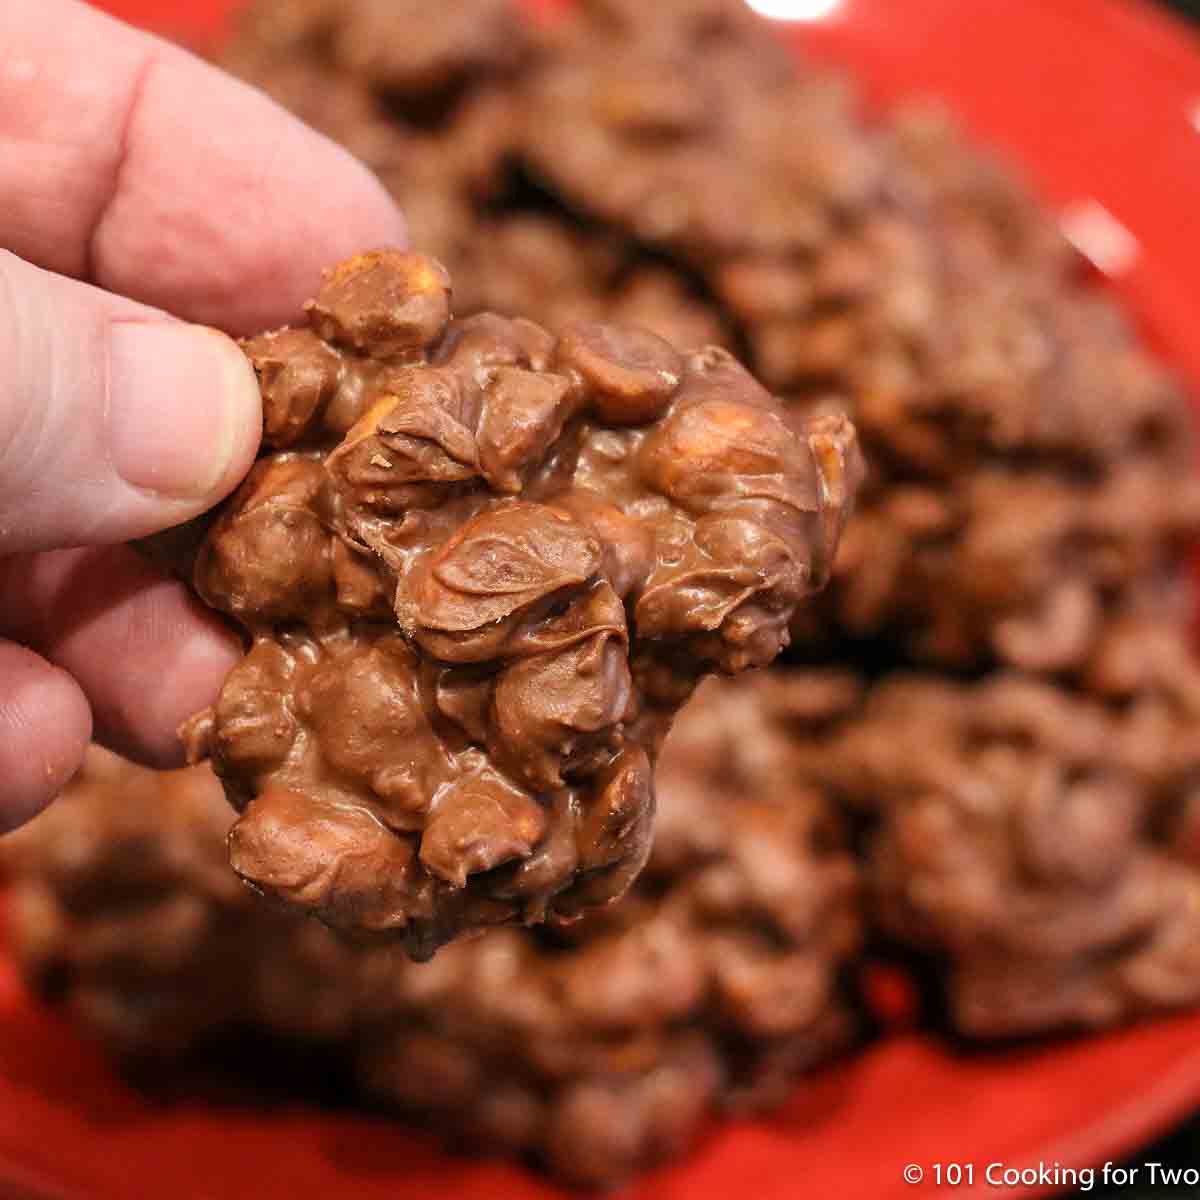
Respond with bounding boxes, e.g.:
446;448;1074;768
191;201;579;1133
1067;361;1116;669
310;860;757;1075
176;249;859;957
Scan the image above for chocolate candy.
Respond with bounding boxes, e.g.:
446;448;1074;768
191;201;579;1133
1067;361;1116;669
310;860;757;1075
769;619;1200;1037
3;749;364;1056
175;249;859;958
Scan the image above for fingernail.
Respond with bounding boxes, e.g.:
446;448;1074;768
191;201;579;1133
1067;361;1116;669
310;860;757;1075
108;322;260;500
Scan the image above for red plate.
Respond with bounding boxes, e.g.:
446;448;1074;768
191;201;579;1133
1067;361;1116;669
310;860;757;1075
6;2;1200;1197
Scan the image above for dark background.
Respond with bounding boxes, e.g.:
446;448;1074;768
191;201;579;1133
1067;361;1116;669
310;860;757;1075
1159;0;1200;20
1087;1120;1198;1199
1076;6;1199;1195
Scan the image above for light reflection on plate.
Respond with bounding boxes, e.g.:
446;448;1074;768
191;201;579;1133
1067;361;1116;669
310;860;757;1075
743;0;843;22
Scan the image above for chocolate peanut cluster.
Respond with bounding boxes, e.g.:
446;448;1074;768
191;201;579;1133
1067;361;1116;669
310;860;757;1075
520;12;877;268
222;0;536;291
5;682;861;1189
760;620;1200;1037
803;279;1200;671
3;749;364;1056
176;248;859;957
452;216;732;352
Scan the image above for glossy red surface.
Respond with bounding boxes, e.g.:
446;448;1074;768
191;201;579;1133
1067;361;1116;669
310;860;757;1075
6;1;1200;1196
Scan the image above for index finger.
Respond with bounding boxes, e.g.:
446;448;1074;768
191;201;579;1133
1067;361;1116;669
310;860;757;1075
0;0;406;333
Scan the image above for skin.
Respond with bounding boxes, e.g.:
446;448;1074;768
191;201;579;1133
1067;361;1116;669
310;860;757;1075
0;0;407;829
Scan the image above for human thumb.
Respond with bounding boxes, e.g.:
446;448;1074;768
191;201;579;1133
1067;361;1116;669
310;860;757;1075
0;249;261;554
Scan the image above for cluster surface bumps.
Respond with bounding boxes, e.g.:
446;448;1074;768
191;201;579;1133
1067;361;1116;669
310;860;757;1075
180;250;861;958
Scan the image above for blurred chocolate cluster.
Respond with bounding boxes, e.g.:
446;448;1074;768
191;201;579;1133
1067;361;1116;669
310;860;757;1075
6;0;1200;1188
747;618;1200;1036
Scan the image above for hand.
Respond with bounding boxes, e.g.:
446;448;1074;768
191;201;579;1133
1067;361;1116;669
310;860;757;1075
0;0;405;829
